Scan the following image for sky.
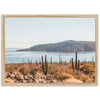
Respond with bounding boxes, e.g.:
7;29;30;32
5;17;95;48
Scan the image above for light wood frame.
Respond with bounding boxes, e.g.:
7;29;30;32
1;14;98;86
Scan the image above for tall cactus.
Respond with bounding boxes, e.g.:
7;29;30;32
41;56;44;74
45;55;47;66
75;51;77;70
78;60;80;71
41;55;48;75
45;55;48;75
72;58;74;70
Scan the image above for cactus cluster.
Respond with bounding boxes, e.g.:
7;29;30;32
41;55;48;75
38;51;81;74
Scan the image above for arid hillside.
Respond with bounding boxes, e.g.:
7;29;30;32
17;40;95;52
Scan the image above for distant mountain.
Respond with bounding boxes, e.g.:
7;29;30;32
17;40;95;52
5;48;21;52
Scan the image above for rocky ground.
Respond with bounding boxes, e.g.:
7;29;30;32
5;72;59;83
5;62;95;84
5;71;83;83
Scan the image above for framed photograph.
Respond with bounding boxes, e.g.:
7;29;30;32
2;14;98;86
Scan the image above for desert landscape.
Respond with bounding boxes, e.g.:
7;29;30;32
5;52;95;84
4;17;96;85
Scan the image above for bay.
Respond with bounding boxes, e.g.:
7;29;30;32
5;48;95;64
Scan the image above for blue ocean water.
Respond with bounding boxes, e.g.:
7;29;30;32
5;48;95;64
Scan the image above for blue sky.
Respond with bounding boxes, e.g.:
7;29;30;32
5;17;95;48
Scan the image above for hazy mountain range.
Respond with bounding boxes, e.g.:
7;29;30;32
17;40;95;52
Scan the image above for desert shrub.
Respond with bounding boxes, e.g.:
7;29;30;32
64;73;74;79
5;66;14;72
29;70;36;76
5;64;19;72
19;67;29;75
48;68;55;75
88;67;95;72
80;64;95;74
29;66;36;76
79;74;90;82
54;72;74;81
13;66;18;70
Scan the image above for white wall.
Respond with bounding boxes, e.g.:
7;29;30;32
0;0;99;100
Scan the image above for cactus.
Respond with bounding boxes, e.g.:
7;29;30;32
50;57;52;64
72;58;74;70
78;60;80;71
45;55;47;66
59;55;62;64
61;57;63;63
65;60;66;65
75;51;77;70
45;55;48;75
59;55;61;64
41;55;48;75
70;59;72;63
36;60;38;66
41;56;44;74
92;57;94;62
45;61;48;75
39;59;41;64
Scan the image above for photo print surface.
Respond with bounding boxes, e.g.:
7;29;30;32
2;15;98;86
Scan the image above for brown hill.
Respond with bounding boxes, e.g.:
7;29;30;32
17;40;95;52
